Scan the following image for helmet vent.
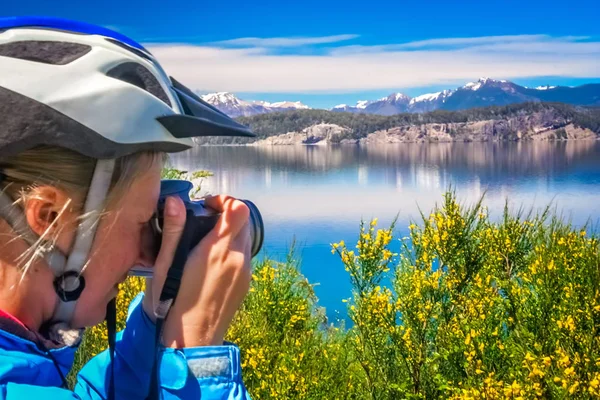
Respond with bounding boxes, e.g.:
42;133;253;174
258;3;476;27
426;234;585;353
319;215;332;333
107;62;172;107
0;40;91;65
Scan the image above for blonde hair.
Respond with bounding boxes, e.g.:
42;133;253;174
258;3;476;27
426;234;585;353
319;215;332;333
0;146;165;272
0;145;164;211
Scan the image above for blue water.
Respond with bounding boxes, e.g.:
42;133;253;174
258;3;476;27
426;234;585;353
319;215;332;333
170;141;600;323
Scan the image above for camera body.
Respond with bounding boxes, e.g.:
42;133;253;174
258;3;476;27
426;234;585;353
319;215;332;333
130;179;264;277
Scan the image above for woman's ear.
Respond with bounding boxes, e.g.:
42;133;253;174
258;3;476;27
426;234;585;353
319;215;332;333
23;186;77;240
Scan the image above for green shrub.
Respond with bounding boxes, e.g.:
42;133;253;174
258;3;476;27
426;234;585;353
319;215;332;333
71;192;600;399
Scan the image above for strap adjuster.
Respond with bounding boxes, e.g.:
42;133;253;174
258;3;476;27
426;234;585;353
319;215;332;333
54;271;86;302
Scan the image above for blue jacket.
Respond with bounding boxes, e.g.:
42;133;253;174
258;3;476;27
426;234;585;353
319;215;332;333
0;293;251;399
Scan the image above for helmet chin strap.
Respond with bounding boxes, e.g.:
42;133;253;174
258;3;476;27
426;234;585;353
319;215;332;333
0;159;115;326
52;159;115;324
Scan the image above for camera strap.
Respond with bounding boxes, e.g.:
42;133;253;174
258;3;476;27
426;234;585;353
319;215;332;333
147;210;197;400
106;298;116;400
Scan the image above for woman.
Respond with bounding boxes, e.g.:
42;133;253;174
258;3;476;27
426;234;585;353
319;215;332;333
0;17;254;399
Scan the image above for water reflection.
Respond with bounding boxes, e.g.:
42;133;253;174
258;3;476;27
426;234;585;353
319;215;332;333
174;141;598;176
171;142;600;223
170;142;600;322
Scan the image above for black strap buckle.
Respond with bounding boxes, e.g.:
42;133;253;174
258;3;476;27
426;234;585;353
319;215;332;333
53;271;86;302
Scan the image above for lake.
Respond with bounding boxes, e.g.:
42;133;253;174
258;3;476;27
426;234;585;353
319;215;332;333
170;141;600;323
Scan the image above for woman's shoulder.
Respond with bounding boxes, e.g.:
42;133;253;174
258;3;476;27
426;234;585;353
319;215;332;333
0;319;76;387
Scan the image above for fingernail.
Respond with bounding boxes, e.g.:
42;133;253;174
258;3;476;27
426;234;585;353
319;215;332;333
165;197;179;217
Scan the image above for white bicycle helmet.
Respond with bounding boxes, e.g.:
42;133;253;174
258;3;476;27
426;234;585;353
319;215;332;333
0;16;255;327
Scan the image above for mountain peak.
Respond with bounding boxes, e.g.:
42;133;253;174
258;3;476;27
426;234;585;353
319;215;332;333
409;89;454;105
201;92;311;117
356;100;373;109
462;77;509;91
202;92;244;105
202;80;599;118
378;92;411;103
269;101;310;109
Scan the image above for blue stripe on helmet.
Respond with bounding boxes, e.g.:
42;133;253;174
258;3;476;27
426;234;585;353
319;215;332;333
0;16;148;52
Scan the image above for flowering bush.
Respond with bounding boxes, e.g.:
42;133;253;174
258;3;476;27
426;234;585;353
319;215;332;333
72;192;600;399
332;192;600;399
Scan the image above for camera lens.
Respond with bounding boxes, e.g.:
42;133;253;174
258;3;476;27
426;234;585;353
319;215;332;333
241;199;264;257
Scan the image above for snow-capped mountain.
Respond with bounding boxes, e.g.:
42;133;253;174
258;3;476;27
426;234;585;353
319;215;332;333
408;89;455;113
200;92;310;117
202;79;600;118
363;93;412;115
332;99;374;113
335;78;597;114
330;79;539;115
332;93;412;115
265;101;310;109
463;77;508;91
356;100;373;109
439;78;534;111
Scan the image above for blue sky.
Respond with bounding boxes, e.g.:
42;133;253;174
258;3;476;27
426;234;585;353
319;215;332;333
3;0;600;108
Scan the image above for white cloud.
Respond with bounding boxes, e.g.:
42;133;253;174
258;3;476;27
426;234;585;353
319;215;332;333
147;34;600;93
391;34;589;49
211;34;359;48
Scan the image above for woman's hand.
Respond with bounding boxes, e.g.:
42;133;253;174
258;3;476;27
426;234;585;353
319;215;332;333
142;195;252;347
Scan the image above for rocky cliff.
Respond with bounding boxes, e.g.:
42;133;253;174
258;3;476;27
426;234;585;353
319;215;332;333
248;109;598;145
250;124;351;146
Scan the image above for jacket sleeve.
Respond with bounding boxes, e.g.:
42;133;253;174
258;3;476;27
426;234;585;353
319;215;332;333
74;293;252;400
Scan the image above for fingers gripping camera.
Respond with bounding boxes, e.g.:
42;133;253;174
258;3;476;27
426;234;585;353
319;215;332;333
130;180;264;277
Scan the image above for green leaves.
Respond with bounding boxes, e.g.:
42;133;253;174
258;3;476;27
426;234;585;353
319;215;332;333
70;191;600;399
161;167;213;198
334;192;600;399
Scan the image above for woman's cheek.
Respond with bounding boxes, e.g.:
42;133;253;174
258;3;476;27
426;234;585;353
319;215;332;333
123;228;143;266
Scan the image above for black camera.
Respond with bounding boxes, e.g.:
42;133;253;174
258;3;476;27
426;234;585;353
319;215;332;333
130;180;264;277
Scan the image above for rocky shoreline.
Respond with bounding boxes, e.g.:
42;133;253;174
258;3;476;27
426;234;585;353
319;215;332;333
194;107;600;146
248;123;597;146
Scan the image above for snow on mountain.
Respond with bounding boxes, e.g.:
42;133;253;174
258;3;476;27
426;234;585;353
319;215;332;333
374;93;410;103
332;99;374;113
463;77;509;91
410;92;442;104
201;92;263;117
406;89;454;113
356;100;373;109
269;101;310;109
203;79;599;118
202;92;245;106
391;93;411;102
463;77;489;91
409;89;454;105
361;93;412;115
201;92;310;117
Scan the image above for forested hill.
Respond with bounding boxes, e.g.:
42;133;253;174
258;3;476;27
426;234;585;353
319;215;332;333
194;103;600;145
